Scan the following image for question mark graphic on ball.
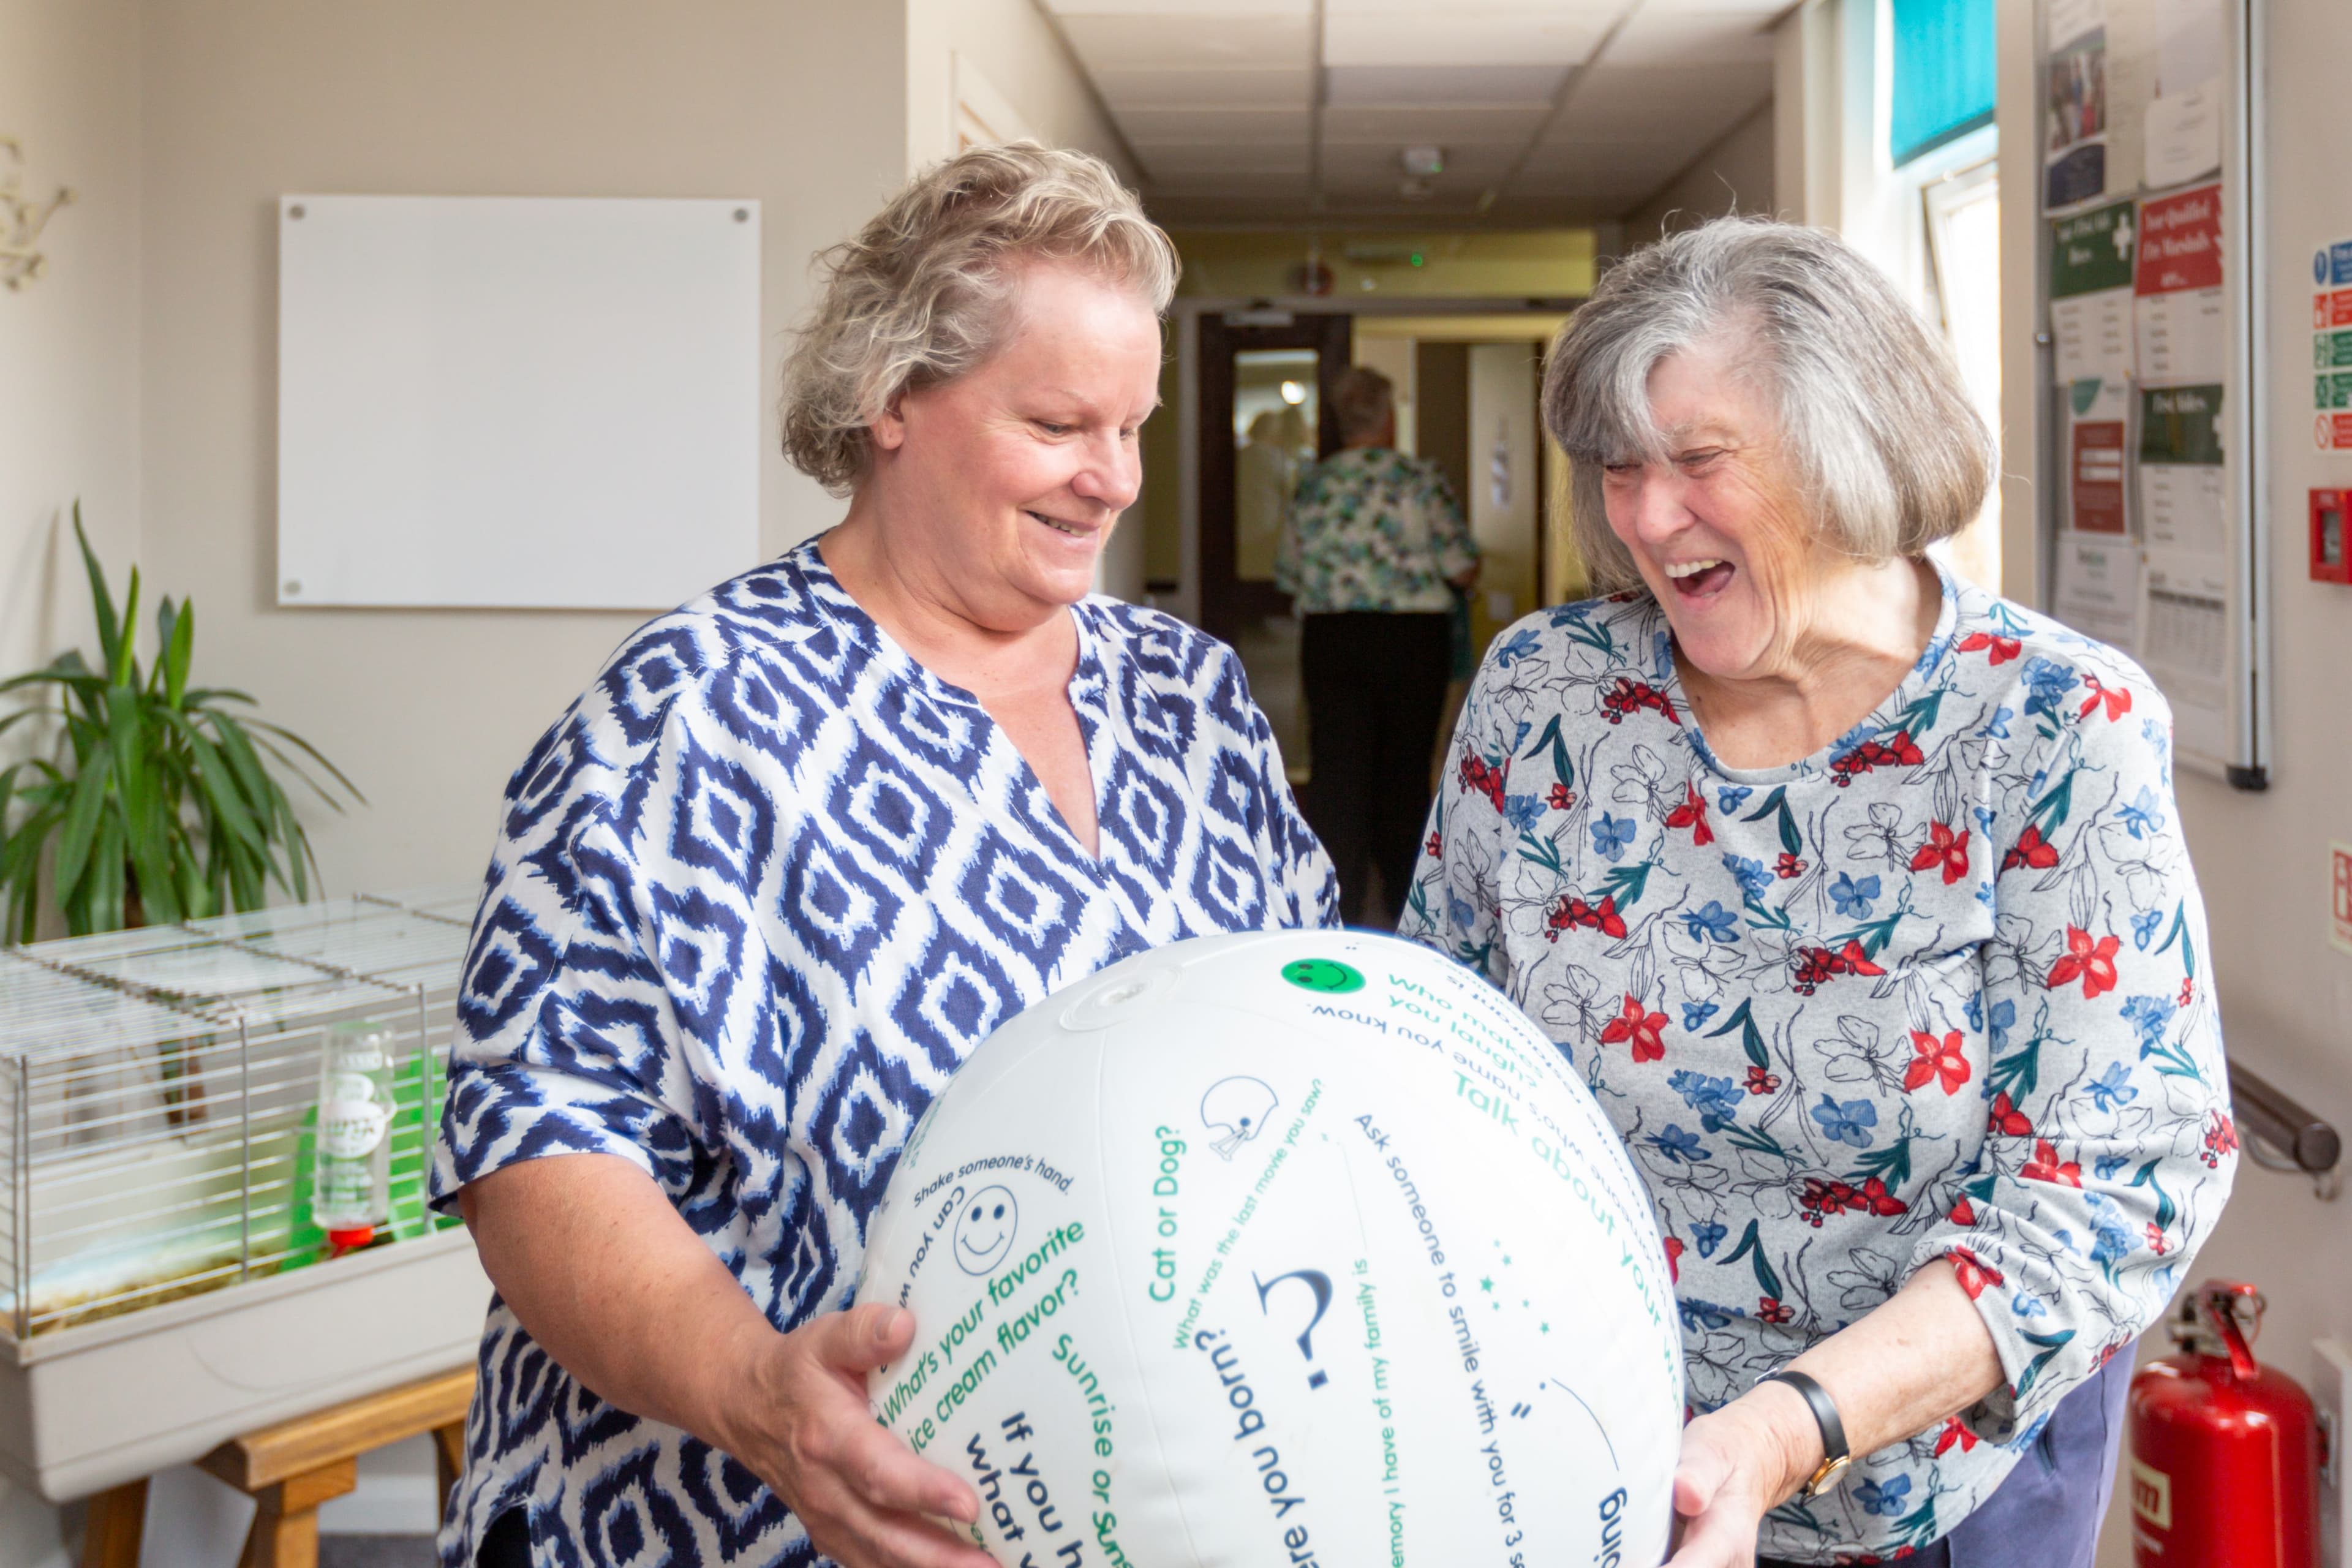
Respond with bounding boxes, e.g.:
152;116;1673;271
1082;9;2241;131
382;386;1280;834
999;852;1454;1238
1253;1268;1335;1390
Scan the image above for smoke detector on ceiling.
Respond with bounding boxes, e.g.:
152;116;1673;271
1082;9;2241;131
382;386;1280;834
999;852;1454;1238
1400;145;1446;178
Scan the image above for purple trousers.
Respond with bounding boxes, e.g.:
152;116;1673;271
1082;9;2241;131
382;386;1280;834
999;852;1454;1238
1761;1352;2135;1568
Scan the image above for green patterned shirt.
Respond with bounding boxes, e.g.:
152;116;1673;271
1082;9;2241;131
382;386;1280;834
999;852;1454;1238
1275;446;1479;614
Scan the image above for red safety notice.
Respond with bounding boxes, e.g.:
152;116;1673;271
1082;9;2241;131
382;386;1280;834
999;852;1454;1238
2071;421;2128;532
2332;842;2352;957
2137;185;2223;295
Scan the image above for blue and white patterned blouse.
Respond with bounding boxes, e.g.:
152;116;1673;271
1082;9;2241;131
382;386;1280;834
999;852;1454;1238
1401;566;2235;1562
431;539;1337;1567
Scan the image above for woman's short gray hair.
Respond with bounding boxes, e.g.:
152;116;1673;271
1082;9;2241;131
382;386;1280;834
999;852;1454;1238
1331;366;1394;441
1541;218;1994;590
780;141;1180;494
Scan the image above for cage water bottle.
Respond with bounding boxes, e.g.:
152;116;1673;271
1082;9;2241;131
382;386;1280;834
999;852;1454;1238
312;1019;397;1250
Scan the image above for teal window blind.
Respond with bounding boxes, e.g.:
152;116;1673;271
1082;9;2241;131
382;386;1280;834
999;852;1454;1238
1891;0;1996;165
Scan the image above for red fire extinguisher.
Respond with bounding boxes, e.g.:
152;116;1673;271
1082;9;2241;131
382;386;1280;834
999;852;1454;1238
2128;1279;2324;1567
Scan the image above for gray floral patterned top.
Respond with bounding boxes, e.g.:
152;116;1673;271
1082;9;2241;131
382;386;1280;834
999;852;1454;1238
1275;445;1478;613
1400;567;2236;1562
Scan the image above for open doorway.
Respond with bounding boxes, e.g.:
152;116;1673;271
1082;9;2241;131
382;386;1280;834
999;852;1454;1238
1195;311;1351;782
1189;305;1572;921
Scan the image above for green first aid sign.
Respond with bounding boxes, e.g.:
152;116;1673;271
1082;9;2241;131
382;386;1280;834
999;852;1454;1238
2051;201;2137;298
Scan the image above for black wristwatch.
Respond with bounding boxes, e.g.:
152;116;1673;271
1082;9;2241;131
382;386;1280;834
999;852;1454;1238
1762;1369;1852;1499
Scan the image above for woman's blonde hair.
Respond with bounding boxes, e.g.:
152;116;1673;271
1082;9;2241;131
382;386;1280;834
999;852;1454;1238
780;142;1180;495
1541;217;1994;591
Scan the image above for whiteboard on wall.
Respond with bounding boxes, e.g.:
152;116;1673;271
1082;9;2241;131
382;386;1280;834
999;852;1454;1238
277;195;761;609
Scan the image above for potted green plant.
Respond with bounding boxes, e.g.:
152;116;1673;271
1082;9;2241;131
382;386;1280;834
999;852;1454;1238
0;505;362;939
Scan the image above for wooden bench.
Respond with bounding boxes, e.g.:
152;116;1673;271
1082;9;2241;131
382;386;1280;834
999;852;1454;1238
81;1366;474;1568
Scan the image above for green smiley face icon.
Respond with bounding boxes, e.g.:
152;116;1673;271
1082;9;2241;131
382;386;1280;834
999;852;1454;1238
1281;957;1365;994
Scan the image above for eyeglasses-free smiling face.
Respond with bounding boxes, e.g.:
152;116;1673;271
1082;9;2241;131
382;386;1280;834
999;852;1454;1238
1600;333;1835;687
865;258;1164;631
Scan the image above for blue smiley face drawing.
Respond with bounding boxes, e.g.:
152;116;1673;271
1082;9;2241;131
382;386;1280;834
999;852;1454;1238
952;1185;1019;1275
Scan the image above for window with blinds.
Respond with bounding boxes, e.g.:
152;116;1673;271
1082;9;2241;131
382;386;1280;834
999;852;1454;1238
1891;0;1997;165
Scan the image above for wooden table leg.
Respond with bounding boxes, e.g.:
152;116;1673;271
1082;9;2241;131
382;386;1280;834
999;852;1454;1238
432;1419;466;1518
80;1478;148;1568
235;1457;356;1568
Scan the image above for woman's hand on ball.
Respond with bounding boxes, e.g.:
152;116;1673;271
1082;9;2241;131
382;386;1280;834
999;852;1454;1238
1662;1387;1817;1567
726;1302;995;1568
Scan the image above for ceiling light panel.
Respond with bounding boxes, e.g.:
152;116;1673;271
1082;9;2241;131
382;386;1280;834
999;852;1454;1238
1610;0;1789;12
1320;104;1550;144
1547;62;1773;142
1137;171;1315;197
1324;11;1609;67
1059;13;1311;72
1321;142;1516;185
1115;107;1312;140
1133;143;1316;175
1089;66;1313;107
1518;137;1695;185
1324;0;1615;10
1322;62;1567;104
1603;10;1776;66
1044;0;1309;12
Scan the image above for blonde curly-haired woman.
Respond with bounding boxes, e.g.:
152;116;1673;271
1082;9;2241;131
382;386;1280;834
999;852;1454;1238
434;144;1336;1568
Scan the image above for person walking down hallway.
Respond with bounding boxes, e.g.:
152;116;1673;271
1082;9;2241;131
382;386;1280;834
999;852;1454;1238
1278;366;1479;925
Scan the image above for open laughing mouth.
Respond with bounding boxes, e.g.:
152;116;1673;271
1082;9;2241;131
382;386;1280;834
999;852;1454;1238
1664;557;1735;598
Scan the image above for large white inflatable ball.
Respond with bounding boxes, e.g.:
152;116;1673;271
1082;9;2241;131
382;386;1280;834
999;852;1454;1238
858;930;1682;1567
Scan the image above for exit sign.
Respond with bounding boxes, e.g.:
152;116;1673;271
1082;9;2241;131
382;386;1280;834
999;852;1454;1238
2334;842;2352;957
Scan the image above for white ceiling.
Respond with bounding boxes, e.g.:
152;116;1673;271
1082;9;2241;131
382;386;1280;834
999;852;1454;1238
1038;0;1783;227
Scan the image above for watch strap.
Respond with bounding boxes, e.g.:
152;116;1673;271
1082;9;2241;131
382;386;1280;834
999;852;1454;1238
1762;1369;1850;1498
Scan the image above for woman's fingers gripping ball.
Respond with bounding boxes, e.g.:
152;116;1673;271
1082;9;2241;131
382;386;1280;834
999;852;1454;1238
747;1302;997;1568
1662;1403;1810;1568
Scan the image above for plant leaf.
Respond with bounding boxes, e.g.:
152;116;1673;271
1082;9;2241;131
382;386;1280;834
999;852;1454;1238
71;502;123;679
163;597;194;710
208;714;279;824
243;718;367;804
83;813;124;935
113;565;142;688
106;685;147;829
51;753;112;903
181;725;265;851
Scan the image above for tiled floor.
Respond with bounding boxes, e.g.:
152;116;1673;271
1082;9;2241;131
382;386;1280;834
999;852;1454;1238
1228;613;1310;786
321;1536;436;1568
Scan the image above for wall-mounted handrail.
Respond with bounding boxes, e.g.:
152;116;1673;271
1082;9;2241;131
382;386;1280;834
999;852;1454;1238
2228;1059;2340;1200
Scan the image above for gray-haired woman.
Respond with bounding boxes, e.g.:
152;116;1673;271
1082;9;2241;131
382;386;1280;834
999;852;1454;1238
435;144;1335;1568
1403;218;2233;1566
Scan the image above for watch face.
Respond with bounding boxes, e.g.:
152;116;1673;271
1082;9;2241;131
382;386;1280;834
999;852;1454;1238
1806;1454;1854;1499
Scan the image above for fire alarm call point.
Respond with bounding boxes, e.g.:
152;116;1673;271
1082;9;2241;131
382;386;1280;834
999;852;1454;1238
2313;489;2352;583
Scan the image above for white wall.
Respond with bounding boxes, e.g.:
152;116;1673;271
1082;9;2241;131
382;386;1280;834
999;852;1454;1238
1621;100;1776;247
901;0;1147;601
134;0;910;902
1985;0;2352;1559
0;0;142;731
3;1;914;1558
1465;341;1541;636
0;4;142;1548
2109;0;2352;1556
904;0;1133;180
1773;0;1841;228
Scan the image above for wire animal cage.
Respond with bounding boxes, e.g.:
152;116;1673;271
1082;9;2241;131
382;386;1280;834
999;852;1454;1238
0;886;492;1500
